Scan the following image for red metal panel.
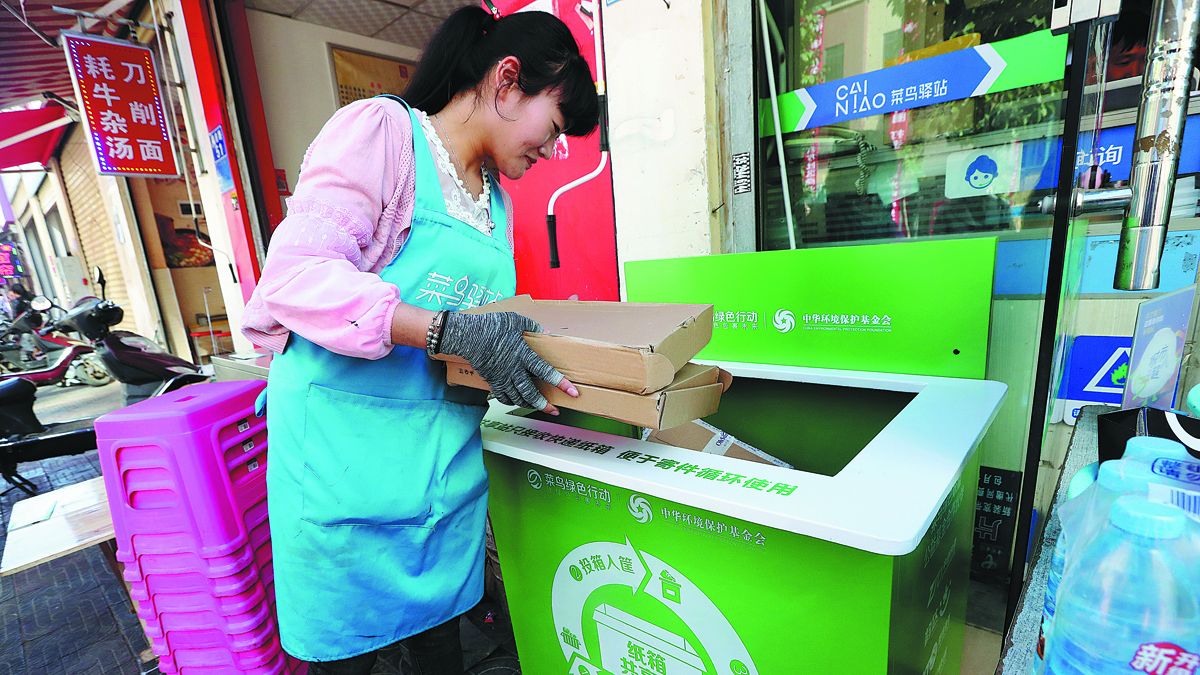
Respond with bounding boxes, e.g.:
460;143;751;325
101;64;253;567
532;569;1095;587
218;1;284;232
492;0;618;301
178;0;260;300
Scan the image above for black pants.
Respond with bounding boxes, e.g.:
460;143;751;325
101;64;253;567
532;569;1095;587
306;618;462;675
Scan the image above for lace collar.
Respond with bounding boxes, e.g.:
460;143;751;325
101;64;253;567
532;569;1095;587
418;111;494;236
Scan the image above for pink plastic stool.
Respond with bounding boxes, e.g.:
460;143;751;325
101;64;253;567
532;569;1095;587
140;598;274;641
95;381;298;674
97;381;270;560
157;648;288;675
129;574;268;616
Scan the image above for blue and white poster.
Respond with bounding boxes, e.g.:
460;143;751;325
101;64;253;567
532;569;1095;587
1124;286;1197;411
1061;336;1132;404
1028;115;1200;191
209;125;234;194
1057;335;1131;424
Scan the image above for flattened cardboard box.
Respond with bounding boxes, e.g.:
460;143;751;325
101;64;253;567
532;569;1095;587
647;421;792;468
447;362;731;430
435;295;713;394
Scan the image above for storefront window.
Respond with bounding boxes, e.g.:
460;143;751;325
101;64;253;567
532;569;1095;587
755;0;1066;249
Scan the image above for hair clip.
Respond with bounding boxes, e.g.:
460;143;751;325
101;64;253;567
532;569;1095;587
483;0;502;20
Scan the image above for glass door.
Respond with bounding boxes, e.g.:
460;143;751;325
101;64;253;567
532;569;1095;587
754;0;1068;249
748;1;1200;662
1017;0;1200;636
751;4;1075;646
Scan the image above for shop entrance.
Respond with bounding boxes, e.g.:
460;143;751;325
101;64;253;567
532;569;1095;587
747;0;1199;661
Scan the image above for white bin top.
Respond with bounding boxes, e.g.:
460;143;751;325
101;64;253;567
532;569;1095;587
480;361;1007;556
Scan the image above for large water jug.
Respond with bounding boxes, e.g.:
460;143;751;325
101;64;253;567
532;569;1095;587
1044;496;1200;674
1123;436;1200;500
1035;460;1155;672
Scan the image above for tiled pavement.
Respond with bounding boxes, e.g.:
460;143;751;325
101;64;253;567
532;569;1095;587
1;452;521;675
0;383;520;674
1;450;150;675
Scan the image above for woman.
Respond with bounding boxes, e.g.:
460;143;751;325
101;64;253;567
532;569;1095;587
7;282;32;316
7;283;44;361
242;7;598;673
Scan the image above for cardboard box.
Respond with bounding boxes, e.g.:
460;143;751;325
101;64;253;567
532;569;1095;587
447;361;731;430
437;295;713;394
646;420;793;468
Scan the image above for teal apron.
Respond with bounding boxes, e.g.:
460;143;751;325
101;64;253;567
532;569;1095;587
266;95;515;662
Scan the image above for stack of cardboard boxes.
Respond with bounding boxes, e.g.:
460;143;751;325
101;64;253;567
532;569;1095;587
438;295;729;429
453;297;788;619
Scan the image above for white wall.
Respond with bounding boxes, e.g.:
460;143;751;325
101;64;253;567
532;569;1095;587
604;1;717;296
245;10;422;198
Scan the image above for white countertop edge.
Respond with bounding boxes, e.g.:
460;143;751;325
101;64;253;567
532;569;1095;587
481;362;1007;556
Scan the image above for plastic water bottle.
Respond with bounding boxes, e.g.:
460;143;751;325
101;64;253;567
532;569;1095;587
1035;464;1099;672
1067;460;1163;549
1124;436;1198;489
1035;437;1195;673
1044;496;1200;674
1035;460;1161;674
1121;436;1200;519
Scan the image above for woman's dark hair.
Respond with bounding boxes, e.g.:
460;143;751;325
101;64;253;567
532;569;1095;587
404;7;598;137
8;282;30;299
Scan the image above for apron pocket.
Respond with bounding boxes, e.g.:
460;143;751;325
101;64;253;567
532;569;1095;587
300;384;456;527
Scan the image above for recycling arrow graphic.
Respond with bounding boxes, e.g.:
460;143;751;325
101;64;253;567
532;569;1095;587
551;537;758;675
552;539;643;675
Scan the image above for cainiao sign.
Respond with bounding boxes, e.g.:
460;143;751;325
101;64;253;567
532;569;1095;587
836;81;886;118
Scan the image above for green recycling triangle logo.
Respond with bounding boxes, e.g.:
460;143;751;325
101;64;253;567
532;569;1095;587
552;536;757;675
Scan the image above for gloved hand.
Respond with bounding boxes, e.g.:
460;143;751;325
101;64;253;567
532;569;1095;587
437;311;577;412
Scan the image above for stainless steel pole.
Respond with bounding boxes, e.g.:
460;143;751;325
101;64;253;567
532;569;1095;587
1114;0;1200;290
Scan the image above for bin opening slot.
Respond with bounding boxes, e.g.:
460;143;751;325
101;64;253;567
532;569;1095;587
511;376;915;478
700;377;915;476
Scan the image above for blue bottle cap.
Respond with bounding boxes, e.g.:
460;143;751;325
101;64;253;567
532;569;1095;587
1187;383;1200;416
1109;495;1187;539
1098;459;1158;495
1124;436;1189;464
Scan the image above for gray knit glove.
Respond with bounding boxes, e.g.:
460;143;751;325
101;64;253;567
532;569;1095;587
438;311;564;410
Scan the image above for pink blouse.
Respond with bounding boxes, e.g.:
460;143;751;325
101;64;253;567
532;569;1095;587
242;97;511;361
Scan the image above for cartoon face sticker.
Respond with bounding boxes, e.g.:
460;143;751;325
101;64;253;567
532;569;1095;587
965;155;999;190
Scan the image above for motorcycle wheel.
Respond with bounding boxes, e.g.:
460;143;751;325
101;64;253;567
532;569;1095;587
75;354;113;386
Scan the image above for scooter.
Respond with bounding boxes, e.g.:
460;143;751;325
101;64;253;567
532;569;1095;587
0;305;111;387
0;370;205;496
1;268;210;495
0;316;46;370
37;266;210;405
0;377;97;496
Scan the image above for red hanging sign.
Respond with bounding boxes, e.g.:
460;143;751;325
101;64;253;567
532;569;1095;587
62;33;179;177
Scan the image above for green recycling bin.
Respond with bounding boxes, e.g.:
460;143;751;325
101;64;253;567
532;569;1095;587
482;361;1006;675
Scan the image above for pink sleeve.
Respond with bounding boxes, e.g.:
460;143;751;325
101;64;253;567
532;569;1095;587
247;99;410;360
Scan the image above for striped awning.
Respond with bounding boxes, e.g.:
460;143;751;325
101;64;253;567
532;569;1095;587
0;0;139;110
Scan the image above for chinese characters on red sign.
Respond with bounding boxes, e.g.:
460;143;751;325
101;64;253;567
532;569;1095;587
62;33;179;177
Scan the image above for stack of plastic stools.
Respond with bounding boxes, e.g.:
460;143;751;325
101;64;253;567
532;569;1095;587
95;380;305;674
